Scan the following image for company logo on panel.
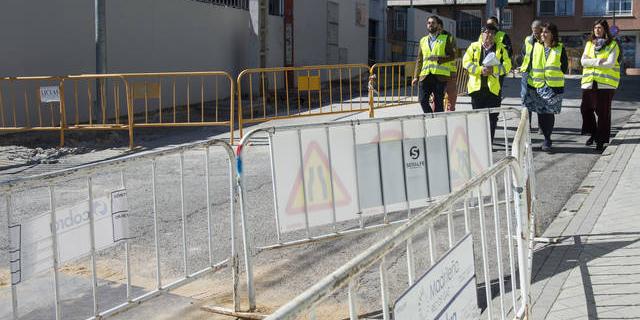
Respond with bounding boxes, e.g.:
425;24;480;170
286;141;351;214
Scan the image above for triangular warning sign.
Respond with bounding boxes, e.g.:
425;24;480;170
285;141;351;215
449;126;471;182
449;125;489;182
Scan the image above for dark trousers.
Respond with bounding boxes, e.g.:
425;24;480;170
470;89;500;142
418;75;446;113
538;113;555;142
581;87;615;144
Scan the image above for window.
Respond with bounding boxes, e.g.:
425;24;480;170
456;10;482;42
395;11;407;31
502;9;513;29
584;0;633;16
192;0;249;10
269;0;283;16
538;0;574;16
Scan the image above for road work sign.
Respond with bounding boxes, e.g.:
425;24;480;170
394;233;479;320
39;86;60;103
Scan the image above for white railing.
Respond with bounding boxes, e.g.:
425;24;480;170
234;107;533;313
1;139;241;320
264;108;534;319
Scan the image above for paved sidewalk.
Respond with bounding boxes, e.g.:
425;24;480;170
531;108;640;319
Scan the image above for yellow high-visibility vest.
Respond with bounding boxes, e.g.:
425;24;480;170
419;34;451;77
527;42;565;88
519;35;535;73
581;40;621;89
463;41;512;96
477;30;506;48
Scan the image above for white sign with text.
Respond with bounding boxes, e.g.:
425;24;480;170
394;233;479;320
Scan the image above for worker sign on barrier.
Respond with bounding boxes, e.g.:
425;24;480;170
393;233;479;320
267;112;492;233
9;190;130;284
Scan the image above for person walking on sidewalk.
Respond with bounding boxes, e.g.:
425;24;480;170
463;24;512;143
523;22;568;152
520;20;543;129
438;17;459;111
580;19;621;151
412;15;456;113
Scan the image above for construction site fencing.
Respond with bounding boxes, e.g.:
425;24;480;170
0;71;234;149
368;59;468;114
0;76;66;139
0;138;241;319
236;64;371;137
234;106;533;313
121;71;235;145
265;108;535;320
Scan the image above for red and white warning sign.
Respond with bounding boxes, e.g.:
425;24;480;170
272;127;359;232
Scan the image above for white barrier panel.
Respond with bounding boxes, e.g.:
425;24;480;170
261;108;535;320
394;233;479;320
9;193;128;285
268;113;492;233
2;139;240;320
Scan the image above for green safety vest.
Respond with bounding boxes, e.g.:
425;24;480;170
581;40;621;89
419;34;451;77
527;42;565;88
519;35;535;73
462;41;512;96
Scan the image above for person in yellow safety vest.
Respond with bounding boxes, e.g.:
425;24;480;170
580;19;621;151
463;24;511;143
523;22;568;152
479;16;513;58
412;15;456;114
438;17;459;111
520;20;543;130
481;16;513;97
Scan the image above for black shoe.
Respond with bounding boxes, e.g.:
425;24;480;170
585;136;595;146
595;143;605;151
541;139;552;152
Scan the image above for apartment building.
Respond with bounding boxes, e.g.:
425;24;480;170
536;0;640;68
387;0;639;69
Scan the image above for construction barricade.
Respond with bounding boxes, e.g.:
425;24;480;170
265;108;535;319
236;64;370;138
0;138;241;319
0;76;66;143
120;71;235;146
0;71;234;149
61;74;130;143
234;106;534;316
368;59;468;114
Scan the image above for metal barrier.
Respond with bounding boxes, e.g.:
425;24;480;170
0;71;234;148
0;76;66;144
62;74;130;144
0;138;241;319
265;108;535;319
236;64;370;138
368;59;469;115
121;71;235;146
234;106;531;313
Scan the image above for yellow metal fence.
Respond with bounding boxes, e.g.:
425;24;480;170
369;59;468;113
2;62;472;148
0;72;234;148
236;64;370;137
